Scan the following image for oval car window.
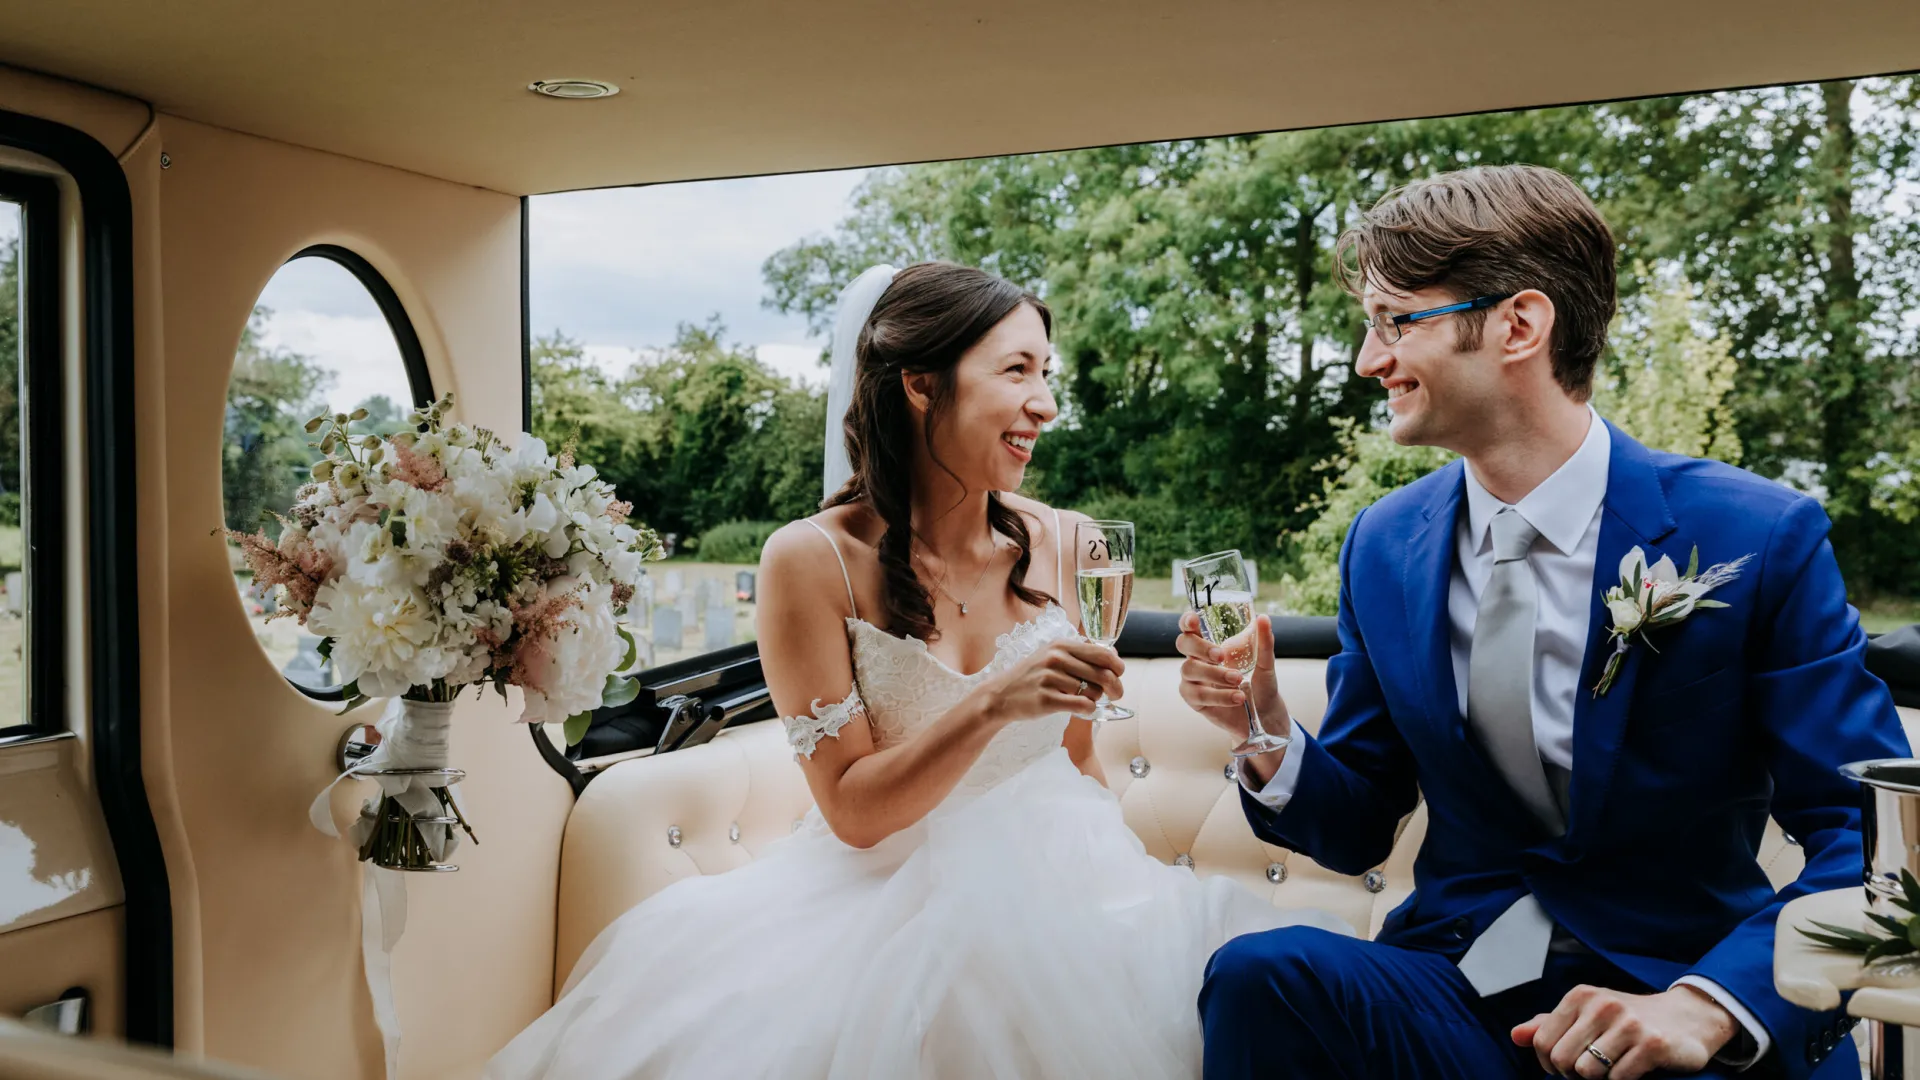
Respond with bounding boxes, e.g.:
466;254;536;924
223;252;426;697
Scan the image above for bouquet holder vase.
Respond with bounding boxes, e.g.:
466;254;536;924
309;696;477;1079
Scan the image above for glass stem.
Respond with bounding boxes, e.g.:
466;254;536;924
1242;677;1261;742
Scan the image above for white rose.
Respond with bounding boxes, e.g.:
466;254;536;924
517;581;625;726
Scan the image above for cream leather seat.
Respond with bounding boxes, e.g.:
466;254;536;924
554;657;1920;987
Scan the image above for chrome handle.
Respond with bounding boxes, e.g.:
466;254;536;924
22;990;86;1035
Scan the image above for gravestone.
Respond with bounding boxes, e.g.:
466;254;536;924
662;568;685;599
282;633;334;687
652;605;683;650
735;570;756;603
704;602;734;650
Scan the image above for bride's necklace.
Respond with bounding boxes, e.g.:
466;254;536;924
913;533;1003;617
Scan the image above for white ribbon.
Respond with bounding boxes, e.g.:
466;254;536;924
308;698;461;1080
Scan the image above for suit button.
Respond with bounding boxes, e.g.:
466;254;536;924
1820;1030;1835;1053
1451;917;1471;940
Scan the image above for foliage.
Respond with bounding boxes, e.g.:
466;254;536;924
1071;491;1255;584
1797;868;1920;963
693;520;786;564
765;76;1920;598
1592;272;1743;466
222;306;331;537
529;323;825;546
0;234;17;500
1280;422;1454;616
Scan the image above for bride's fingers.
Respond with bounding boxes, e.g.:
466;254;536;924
1058;639;1126;675
1052;656;1123;700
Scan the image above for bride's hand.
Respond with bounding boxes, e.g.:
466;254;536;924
986;639;1125;723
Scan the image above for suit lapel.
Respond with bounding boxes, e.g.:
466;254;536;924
1402;462;1464;736
1565;423;1676;850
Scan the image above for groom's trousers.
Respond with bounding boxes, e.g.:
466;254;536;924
1198;925;1856;1079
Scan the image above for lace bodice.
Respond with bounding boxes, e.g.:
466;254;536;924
787;604;1080;797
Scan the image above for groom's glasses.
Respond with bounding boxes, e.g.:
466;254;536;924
1360;294;1514;345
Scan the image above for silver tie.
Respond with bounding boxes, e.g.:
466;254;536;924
1457;507;1560;997
1467;508;1561;833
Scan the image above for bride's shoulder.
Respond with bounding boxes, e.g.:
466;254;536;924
759;508;879;611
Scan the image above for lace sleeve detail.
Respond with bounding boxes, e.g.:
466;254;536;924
784;686;865;759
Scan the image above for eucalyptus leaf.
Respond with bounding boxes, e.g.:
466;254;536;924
617;626;638;672
1686;546;1700;579
1693;599;1730;609
563;711;592;747
601;673;640;709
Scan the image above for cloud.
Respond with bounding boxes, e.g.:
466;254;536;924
529;169;870;351
254;258;412;414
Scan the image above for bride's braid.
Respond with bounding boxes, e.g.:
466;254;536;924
823;262;1054;642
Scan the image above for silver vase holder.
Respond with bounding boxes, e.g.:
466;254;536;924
1844;758;1920;909
337;723;475;872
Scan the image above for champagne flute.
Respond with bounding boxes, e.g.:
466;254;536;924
1183;549;1290;758
1074;519;1135;721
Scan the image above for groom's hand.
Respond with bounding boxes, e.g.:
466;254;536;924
1176;613;1291;785
1512;984;1738;1079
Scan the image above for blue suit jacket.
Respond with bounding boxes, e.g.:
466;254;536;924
1243;422;1908;1078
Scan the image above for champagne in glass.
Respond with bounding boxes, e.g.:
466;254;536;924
1183;549;1290;758
1074;519;1135;721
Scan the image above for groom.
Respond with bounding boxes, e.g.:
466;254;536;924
1178;164;1908;1079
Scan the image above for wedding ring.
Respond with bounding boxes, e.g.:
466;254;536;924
1076;679;1091;697
1584;1043;1614;1072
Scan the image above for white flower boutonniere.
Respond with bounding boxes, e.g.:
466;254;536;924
1592;545;1752;697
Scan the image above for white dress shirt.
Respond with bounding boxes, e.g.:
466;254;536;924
1245;409;1768;1067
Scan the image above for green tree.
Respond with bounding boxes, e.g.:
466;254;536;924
1611;79;1920;588
223;306;330;536
0;232;20;506
1593;272;1743;466
765;78;1920;595
529;323;826;548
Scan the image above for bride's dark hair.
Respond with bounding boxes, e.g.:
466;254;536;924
824;261;1055;643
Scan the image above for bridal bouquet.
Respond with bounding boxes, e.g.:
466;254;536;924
231;393;663;866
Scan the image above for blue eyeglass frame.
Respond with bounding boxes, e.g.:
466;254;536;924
1364;293;1514;343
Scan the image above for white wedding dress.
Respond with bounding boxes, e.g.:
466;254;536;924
486;519;1344;1079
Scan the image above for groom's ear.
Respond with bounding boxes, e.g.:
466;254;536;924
1500;289;1556;372
900;370;936;417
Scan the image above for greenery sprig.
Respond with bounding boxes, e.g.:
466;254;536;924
1797;869;1920;963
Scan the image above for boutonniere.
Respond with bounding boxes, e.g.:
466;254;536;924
1591;544;1752;697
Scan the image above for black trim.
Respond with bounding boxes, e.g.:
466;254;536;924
0;107;169;1047
287;245;434;411
1868;626;1920;710
1115;609;1340;659
520;196;531;435
0;170;67;741
276;246;435;701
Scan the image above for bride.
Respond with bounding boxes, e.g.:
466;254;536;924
485;262;1344;1079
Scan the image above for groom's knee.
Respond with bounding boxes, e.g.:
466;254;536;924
1202;925;1352;1017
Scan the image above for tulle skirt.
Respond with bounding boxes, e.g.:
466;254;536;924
484;749;1348;1080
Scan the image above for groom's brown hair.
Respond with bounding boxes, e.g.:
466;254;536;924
1335;164;1617;401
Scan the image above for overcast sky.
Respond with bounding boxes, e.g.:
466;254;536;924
232;168;873;415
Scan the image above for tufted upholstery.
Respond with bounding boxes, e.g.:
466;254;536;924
554;657;1920;990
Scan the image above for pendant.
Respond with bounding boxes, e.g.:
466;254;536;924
959;603;968;616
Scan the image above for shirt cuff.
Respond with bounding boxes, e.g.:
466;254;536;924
1239;739;1306;810
1672;976;1770;1070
